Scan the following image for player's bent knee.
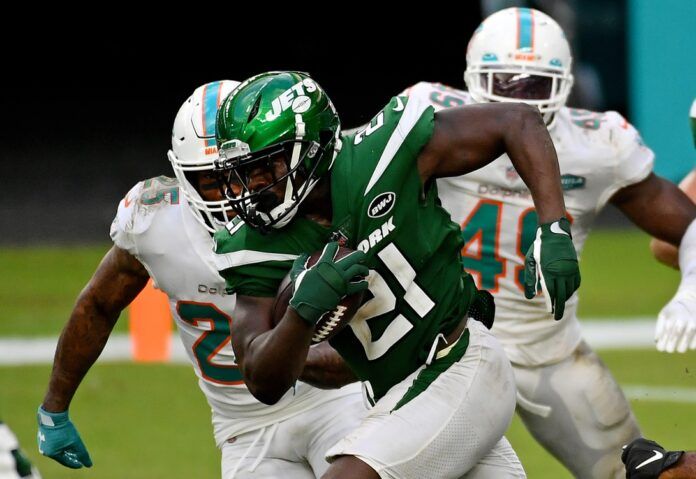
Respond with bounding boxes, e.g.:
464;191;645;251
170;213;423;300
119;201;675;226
512;342;640;478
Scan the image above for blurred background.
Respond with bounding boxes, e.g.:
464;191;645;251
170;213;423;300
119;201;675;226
1;1;695;478
1;0;693;244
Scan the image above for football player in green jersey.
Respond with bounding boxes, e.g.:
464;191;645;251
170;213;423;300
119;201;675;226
212;71;580;478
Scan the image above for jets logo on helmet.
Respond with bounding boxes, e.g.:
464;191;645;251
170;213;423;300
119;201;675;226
168;80;240;233
214;71;341;232
465;8;574;122
265;77;318;121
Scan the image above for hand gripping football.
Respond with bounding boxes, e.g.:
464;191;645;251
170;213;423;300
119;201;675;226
273;246;365;343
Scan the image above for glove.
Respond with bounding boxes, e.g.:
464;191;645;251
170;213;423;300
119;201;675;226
524;217;581;320
289;242;369;325
622;437;683;479
655;286;696;353
36;407;92;469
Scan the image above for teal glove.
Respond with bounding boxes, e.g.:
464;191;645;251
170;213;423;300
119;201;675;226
37;407;92;469
289;242;369;325
524;217;581;320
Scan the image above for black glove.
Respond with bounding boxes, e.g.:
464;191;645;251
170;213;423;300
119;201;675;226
622;438;684;479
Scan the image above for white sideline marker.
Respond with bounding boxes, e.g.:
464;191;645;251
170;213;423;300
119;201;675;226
0;334;188;365
623;385;696;404
0;318;676;364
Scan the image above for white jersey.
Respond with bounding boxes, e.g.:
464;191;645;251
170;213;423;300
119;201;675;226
406;82;655;366
110;176;358;446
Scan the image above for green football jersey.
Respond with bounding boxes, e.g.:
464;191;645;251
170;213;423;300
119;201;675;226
214;95;477;400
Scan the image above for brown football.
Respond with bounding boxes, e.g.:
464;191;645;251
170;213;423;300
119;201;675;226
272;246;366;344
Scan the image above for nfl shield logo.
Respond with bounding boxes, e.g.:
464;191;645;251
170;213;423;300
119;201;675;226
505;166;519;182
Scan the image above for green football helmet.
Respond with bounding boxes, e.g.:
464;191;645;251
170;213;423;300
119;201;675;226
214;71;341;231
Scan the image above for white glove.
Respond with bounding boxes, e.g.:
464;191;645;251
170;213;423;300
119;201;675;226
655;287;696;353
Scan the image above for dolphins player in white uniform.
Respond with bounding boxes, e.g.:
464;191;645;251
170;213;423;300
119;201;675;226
404;8;696;478
37;80;364;478
1;421;40;479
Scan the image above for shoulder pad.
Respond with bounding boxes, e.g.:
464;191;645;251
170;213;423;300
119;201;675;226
403;82;472;111
351;94;433;148
213;219;310;297
562;108;647;156
602;111;644;153
213;219;299;269
110;176;181;249
401;81;437;97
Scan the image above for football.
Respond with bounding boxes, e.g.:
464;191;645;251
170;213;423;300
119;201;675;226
272;246;366;343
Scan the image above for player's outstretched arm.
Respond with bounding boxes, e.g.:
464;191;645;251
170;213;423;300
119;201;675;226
419;102;579;319
612;173;696;353
419;102;565;222
301;342;358;389
649;170;696;269
39;245;149;468
611;173;696;256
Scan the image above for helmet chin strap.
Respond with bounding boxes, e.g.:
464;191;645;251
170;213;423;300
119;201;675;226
285;114;306;205
544;112;558;128
269;177;319;229
169;149;221;234
269;117;344;229
265;113;308;229
268;123;342;229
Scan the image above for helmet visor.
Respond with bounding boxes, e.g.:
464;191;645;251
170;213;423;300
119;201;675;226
482;72;554;101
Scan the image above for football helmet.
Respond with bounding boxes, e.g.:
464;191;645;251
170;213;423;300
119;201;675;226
465;8;574;122
214;71;341;231
168;80;240;233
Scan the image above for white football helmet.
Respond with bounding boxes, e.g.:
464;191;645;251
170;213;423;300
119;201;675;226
168;80;240;233
465;8;574;122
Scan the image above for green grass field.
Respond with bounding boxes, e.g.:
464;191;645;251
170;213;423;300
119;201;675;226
0;245;129;337
1;229;694;478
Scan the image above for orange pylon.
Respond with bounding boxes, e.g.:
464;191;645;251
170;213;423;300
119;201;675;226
129;279;172;362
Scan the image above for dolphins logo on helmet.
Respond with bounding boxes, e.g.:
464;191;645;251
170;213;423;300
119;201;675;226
465;8;574;122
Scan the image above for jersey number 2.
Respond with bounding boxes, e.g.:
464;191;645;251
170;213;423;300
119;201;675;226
176;301;244;385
